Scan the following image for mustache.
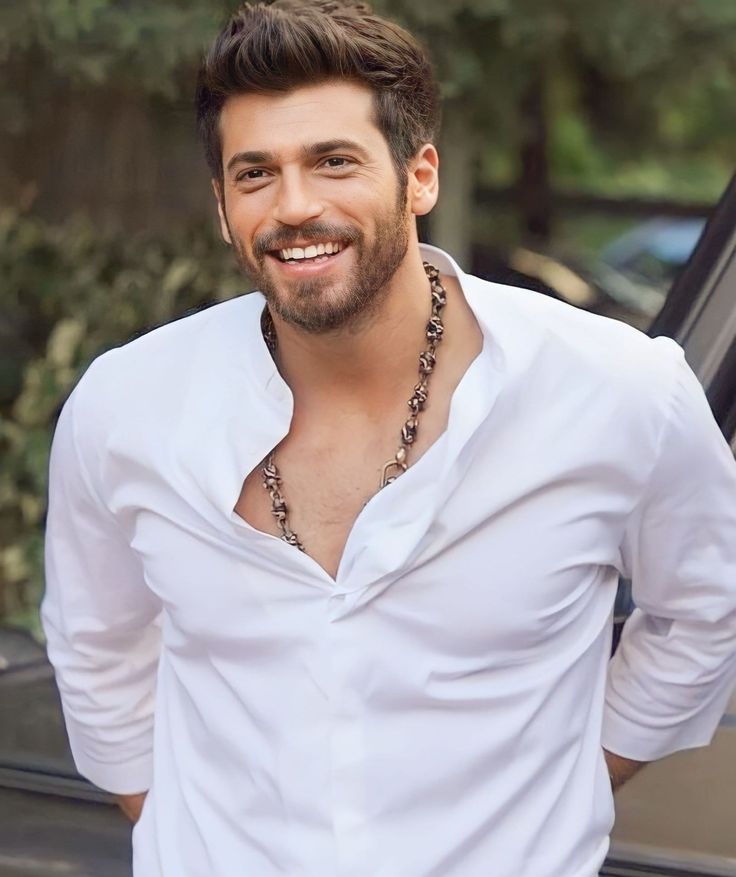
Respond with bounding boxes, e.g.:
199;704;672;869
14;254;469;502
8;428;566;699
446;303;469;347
253;222;361;259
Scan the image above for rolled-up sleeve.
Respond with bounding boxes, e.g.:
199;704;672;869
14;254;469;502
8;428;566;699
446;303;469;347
603;340;736;761
41;381;162;794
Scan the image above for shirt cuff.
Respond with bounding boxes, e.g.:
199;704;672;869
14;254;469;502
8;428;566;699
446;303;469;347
601;694;725;763
71;747;153;796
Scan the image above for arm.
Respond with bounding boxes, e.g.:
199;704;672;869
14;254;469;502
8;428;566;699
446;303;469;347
114;791;148;823
603;749;645;792
41;381;162;796
603;339;736;766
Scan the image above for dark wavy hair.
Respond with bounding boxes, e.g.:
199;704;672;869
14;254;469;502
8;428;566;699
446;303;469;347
195;0;440;186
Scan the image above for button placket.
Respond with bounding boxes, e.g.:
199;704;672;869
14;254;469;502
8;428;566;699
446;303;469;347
324;595;370;875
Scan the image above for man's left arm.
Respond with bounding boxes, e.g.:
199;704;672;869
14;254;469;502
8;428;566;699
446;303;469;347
603;339;736;783
603;749;645;792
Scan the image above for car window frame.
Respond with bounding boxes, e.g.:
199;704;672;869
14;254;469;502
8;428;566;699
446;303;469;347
650;172;736;435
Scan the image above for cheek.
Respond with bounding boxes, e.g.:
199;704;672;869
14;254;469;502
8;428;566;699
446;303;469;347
319;176;388;215
228;220;263;257
226;192;270;237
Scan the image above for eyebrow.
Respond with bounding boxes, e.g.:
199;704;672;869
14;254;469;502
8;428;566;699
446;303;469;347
303;139;369;159
226;139;369;173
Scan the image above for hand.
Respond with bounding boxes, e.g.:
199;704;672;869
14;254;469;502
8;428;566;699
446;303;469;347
114;791;148;824
603;748;646;792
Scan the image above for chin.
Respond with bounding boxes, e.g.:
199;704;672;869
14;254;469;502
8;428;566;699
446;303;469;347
271;286;375;334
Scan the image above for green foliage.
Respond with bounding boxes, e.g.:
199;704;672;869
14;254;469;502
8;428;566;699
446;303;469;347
379;0;736;172
0;209;244;634
0;0;233;101
2;0;734;181
548;85;733;201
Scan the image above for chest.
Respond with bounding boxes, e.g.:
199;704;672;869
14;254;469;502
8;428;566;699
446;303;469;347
130;439;625;668
120;338;636;647
233;398;450;580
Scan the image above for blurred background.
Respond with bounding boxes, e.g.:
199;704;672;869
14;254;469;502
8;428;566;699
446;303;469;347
1;0;735;636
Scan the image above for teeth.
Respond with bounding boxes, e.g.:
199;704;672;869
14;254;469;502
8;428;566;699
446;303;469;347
279;242;343;261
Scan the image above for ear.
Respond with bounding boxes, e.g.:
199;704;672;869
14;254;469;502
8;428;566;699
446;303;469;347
407;144;439;217
212;179;232;245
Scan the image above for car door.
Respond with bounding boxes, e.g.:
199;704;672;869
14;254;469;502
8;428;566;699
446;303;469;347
0;628;133;877
602;173;736;877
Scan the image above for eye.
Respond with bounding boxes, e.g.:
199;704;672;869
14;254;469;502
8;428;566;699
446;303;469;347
321;156;353;170
236;168;268;182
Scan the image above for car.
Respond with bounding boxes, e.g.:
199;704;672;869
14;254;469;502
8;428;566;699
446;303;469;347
488;216;707;333
1;174;734;876
0;628;133;876
601;217;707;292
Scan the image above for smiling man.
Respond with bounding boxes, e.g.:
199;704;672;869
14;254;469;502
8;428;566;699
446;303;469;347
41;2;736;876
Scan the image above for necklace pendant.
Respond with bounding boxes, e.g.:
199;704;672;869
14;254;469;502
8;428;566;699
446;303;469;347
380;458;408;489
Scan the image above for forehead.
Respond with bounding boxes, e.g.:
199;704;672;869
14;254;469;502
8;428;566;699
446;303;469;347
219;80;388;162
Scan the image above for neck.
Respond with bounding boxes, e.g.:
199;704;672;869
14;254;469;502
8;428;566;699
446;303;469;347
268;245;433;411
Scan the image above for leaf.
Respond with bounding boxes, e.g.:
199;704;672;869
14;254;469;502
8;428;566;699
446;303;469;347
46;317;87;368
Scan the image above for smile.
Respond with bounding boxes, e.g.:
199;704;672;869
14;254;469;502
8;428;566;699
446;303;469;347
275;241;346;264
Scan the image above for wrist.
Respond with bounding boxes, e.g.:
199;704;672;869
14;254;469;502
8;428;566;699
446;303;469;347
604;747;646;792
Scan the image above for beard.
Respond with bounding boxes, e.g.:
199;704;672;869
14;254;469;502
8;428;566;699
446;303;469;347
226;197;410;334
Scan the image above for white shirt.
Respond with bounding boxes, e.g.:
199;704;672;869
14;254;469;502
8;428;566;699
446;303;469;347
42;245;736;877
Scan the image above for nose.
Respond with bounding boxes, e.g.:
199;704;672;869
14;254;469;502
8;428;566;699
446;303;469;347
272;169;324;227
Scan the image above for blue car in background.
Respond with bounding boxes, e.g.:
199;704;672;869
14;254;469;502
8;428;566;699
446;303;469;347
591;218;707;325
500;217;708;331
602;217;707;287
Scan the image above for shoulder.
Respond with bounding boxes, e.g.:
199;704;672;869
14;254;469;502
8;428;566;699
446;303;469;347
76;292;257;394
462;272;684;405
65;292;261;454
460;272;693;476
90;291;255;372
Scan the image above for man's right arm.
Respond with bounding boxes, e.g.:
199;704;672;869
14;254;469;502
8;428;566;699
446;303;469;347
41;381;162;797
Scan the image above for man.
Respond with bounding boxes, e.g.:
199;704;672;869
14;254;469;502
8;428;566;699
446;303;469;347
41;2;736;876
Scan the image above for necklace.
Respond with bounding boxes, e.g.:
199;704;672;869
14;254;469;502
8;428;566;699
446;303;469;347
260;261;447;552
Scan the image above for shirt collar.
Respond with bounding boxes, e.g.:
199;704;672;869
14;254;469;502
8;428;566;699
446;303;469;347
418;243;468;279
180;244;505;578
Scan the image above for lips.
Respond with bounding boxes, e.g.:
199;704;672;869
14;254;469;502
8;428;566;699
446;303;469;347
277;241;345;262
267;242;350;274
